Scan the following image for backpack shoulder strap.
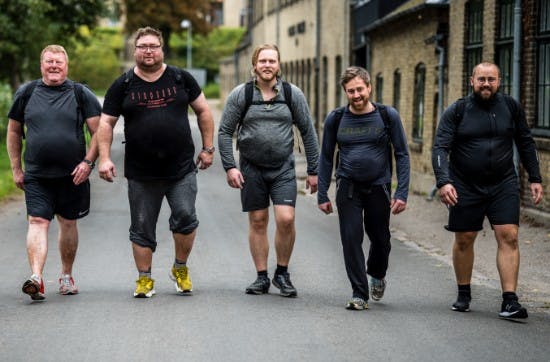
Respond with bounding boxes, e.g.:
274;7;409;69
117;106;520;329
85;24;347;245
122;68;134;95
20;80;39;112
167;64;183;83
238;81;255;129
282;81;294;121
374;102;391;130
453;97;467;127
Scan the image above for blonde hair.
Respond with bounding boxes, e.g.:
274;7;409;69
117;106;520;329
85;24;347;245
40;44;69;63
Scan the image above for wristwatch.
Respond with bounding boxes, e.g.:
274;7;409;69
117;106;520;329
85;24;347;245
201;146;215;154
83;159;95;169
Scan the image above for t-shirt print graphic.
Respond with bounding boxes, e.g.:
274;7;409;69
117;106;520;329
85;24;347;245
130;86;179;109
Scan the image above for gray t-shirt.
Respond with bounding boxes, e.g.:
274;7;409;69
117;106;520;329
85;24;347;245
8;79;101;177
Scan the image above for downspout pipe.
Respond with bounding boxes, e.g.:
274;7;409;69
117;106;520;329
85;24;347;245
512;0;522;174
314;0;321;136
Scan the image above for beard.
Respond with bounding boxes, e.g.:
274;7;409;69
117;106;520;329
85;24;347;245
474;86;496;102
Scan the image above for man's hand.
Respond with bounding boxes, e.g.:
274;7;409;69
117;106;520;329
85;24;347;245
98;159;117;182
438;183;458;206
390;198;406;215
306;175;318;194
71;161;93;185
12;168;24;190
531;183;543;205
226;168;244;189
318;201;333;214
196;151;214;170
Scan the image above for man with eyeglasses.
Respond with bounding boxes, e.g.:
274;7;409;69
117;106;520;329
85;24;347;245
97;26;215;298
432;62;543;319
7;44;101;301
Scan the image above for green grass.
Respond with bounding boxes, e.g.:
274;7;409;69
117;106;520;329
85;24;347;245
0;146;21;202
203;82;220;98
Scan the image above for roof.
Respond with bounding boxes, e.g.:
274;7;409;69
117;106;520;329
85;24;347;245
359;0;449;33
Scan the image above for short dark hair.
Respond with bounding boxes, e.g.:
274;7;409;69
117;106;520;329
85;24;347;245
340;66;371;88
134;26;164;47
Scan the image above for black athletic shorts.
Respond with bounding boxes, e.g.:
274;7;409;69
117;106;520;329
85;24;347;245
24;175;90;220
445;175;520;232
239;155;297;212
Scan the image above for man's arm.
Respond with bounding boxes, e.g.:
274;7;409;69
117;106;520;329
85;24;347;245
190;92;214;170
6;119;24;189
432;103;459;188
290;85;319;176
71;115;100;185
97;113;119;182
218;86;244;172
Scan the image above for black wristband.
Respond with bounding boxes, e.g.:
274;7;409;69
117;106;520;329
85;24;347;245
83;159;95;169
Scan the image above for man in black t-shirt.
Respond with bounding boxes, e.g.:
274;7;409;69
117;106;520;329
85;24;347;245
7;44;101;301
97;26;215;298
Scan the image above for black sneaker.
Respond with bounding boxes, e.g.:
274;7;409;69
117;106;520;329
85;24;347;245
245;275;270;295
499;299;528;319
451;294;471;312
272;272;297;297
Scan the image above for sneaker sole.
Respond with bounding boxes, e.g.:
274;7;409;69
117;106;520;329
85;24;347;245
451;305;470;312
134;290;156;298
245;287;269;295
22;280;45;301
371;294;384;301
346;303;368;310
499;310;528;319
272;280;297;298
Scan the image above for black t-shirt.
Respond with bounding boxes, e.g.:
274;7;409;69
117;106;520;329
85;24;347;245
102;66;202;180
8;80;101;177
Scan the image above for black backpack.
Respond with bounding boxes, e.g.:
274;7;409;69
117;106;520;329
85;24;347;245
332;103;394;175
19;79;88;139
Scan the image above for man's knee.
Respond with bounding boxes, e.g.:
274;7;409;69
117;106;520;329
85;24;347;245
454;231;477;251
249;211;268;232
28;216;50;229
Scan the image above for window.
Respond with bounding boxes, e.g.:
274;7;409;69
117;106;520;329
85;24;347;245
413;63;426;142
464;0;484;95
335;55;342;106
375;73;383;103
393;69;401;111
496;0;514;95
536;0;550;132
322;56;328;121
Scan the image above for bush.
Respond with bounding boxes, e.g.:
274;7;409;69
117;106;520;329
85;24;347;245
203;82;220;98
0;83;13;142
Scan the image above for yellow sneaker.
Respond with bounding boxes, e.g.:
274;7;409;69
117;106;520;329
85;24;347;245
170;265;193;294
134;276;155;298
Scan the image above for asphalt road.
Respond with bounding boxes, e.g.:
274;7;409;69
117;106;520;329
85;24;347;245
1;109;550;362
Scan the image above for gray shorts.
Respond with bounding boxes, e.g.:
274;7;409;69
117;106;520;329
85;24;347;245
24;175;90;220
127;171;199;252
240;155;297;212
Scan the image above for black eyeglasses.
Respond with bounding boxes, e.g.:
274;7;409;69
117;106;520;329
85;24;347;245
135;45;162;52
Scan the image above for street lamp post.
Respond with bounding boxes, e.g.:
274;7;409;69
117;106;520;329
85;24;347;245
180;19;192;69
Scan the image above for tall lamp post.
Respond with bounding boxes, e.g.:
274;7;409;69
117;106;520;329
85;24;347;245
180;19;192;69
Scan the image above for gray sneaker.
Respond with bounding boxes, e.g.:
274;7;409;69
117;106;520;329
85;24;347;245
346;297;368;310
370;276;386;301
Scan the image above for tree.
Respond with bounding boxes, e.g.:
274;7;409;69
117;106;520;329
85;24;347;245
123;0;212;57
0;0;107;91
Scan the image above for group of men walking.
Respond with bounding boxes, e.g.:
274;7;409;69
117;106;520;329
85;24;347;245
6;26;543;320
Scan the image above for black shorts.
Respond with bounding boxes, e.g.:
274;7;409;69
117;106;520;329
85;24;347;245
240;155;297;212
446;176;520;232
24;175;90;220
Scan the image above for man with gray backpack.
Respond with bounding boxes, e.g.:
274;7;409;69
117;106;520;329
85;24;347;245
218;44;319;298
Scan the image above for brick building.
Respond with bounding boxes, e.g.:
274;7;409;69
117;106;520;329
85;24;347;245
220;0;549;218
